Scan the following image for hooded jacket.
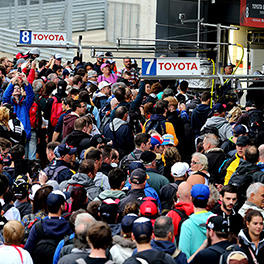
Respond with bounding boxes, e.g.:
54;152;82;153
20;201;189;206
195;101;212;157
66;173;101;201
95;189;126;201
62;112;79;138
178;211;213;259
201;116;233;142
3;82;34;139
167;202;194;236
103;118;134;157
92;91;108;110
238;201;264;218
151;240;188;264
238;229;264;264
110;236;136;264
191;104;211;137
25;216;72;253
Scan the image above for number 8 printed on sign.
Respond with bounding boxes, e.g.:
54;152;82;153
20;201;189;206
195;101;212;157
19;30;32;44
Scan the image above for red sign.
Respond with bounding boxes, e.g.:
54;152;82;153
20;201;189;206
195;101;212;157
240;0;264;28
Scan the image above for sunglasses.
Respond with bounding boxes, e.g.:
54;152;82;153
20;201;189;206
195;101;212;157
191;160;200;165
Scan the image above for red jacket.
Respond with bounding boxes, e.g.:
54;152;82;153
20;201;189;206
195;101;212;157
167;202;194;236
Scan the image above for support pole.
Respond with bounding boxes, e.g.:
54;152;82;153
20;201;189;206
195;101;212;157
65;0;72;42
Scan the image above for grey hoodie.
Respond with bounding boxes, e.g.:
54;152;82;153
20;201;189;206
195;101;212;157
66;173;101;201
109;118;128;132
202;116;233;141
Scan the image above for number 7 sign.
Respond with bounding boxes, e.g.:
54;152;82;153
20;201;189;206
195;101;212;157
142;58;157;76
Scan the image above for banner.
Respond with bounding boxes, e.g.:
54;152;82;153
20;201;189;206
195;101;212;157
240;0;264;28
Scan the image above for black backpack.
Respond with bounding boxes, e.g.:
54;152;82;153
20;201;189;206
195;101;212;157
248;109;264;145
131;251;170;264
173;209;189;244
31;220;63;264
145;119;166;136
43;164;68;181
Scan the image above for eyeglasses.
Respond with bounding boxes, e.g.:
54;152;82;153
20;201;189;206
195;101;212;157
80;105;87;108
191;160;200;165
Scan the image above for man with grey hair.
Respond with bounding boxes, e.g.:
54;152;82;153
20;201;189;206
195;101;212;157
57;213;95;264
203;133;226;184
238;182;264;218
151;216;187;263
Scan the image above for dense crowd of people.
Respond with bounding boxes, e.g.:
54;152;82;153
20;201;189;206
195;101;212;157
0;48;264;264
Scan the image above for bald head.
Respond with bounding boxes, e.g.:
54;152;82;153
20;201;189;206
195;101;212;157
176;181;192;203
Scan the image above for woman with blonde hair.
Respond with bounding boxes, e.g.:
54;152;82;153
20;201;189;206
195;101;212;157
187;152;210;186
226;106;242;124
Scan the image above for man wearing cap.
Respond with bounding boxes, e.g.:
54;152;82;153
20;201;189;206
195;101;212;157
221;135;250;185
189;215;232;263
171;162;189;185
221;124;248;156
123;217;175;264
93;81;111;110
119;168;161;213
140;151;169;196
87;70;98;87
43;143;76;184
201;103;233;142
149;134;165;174
93;52;104;75
25;191;72;264
72;56;83;75
178;184;213;259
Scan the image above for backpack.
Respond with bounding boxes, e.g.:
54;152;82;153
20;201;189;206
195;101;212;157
173;209;189;244
31;220;62;264
132;251;170;264
43;165;68;181
145;119;166;136
211;244;244;264
248;109;264;143
86;105;96;124
50;96;63;127
29;99;42;130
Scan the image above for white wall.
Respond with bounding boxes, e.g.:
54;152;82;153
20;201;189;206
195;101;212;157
106;0;157;44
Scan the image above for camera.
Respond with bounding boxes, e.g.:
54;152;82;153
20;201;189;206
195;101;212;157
179;13;185;20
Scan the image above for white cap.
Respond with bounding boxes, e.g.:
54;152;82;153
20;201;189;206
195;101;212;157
29;184;41;200
55;54;63;60
171;162;189;178
98;81;110;90
29;48;40;56
96;52;104;57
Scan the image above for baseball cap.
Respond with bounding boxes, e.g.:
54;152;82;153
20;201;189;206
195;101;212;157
100;63;110;71
171;162;189;178
130;168;147;184
163;88;174;97
129;161;145;175
212;103;225;114
140;200;158;217
88;70;97;78
121;213;138;233
47;191;66;207
72;56;81;63
132;217;153;241
29;184;41;201
233;125;247;136
140;151;156;165
191;184;210;200
29;48;40;56
96;52;104;57
54;144;77;158
236;135;250;146
161;134;175;146
99;198;119;223
98;81;111;90
206;215;229;233
150;135;163;148
54;54;63;60
225;63;235;68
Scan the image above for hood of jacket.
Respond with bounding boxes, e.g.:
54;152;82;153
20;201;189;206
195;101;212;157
112;235;136;249
235;159;260;175
151;240;176;255
41;216;72;237
98;190;126;201
205;147;224;154
67;173;94;187
188;211;213;233
109;118;128;132
174;202;194;216
205;116;229;129
149;114;166;122
93;91;108;99
239;229;264;253
195;104;211;114
63;112;79;127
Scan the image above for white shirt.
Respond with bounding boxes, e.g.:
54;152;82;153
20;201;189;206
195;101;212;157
0;245;33;264
0;199;21;222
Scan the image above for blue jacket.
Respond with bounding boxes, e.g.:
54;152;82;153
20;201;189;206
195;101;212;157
3;82;34;139
179;211;213;259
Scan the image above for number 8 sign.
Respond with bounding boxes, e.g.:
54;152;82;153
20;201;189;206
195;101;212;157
19;30;32;44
